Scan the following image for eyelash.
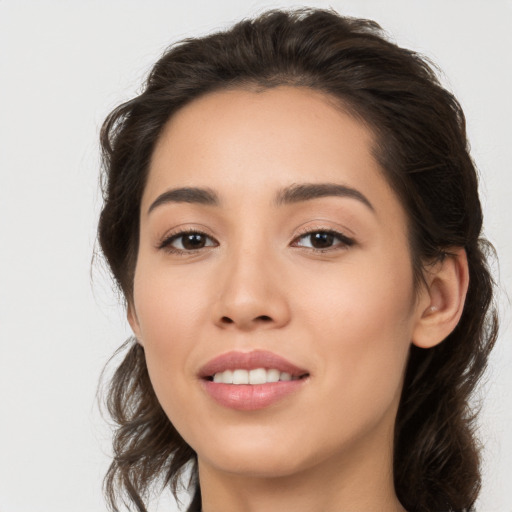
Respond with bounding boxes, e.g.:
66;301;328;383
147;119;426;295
157;228;354;255
292;228;355;252
157;228;217;255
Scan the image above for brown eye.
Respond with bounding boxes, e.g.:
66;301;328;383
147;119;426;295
294;230;354;250
181;233;208;250
160;231;218;253
309;232;335;249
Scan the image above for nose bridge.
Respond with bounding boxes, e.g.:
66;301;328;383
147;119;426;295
214;231;289;330
226;242;270;298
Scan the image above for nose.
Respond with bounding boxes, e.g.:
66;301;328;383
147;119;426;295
212;247;291;331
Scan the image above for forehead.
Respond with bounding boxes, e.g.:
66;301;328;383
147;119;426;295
151;86;374;170
144;86;403;224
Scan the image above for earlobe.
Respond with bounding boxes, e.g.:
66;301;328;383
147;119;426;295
412;248;469;349
127;303;144;346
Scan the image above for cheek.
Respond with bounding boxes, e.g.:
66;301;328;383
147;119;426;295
298;256;415;402
300;252;415;331
134;261;209;337
132;265;210;394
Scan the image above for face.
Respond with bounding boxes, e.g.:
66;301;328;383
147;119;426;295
129;86;427;479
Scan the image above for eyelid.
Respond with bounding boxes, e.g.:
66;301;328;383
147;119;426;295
291;226;355;251
155;223;355;254
157;227;219;254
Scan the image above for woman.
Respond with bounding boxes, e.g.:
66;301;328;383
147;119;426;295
98;8;498;512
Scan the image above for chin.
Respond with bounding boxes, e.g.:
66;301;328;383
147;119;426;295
202;449;310;479
193;425;341;480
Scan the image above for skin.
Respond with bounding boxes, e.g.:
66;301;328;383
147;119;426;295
128;86;468;512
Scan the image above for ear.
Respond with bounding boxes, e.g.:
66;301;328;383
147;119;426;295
127;302;144;346
412;248;469;349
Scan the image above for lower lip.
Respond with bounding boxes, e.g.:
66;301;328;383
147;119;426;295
202;379;307;411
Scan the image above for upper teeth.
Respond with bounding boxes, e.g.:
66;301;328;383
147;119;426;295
212;368;296;384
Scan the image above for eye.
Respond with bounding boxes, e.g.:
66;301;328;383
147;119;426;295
292;230;354;251
158;230;218;253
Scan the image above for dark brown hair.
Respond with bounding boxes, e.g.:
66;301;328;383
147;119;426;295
98;8;498;512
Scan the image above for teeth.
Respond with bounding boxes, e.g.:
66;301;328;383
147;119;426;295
232;369;249;384
211;368;296;384
213;369;232;383
267;369;280;382
249;368;266;384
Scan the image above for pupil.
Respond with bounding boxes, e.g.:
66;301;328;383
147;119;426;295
312;232;333;248
183;234;205;250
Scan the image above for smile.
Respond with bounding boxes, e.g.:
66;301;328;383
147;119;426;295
199;350;310;410
211;368;304;384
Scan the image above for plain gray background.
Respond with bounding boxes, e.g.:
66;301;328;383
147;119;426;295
0;1;510;510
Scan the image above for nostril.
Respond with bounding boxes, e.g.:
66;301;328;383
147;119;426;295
219;315;272;325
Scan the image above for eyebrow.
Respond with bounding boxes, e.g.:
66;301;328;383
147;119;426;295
148;187;219;214
274;183;374;211
147;182;374;214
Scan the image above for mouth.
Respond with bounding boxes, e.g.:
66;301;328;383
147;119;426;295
199;349;310;383
206;368;309;384
199;350;310;410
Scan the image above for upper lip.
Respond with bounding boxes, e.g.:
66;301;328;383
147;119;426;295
198;350;309;379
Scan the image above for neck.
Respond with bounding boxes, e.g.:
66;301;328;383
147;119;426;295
196;421;405;512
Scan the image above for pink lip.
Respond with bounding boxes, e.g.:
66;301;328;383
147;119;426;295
198;350;308;378
199;350;310;411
